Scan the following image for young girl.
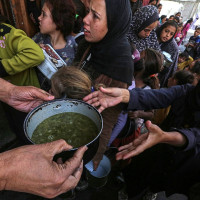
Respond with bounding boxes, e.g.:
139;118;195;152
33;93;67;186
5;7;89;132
33;0;77;65
50;66;92;99
156;21;179;87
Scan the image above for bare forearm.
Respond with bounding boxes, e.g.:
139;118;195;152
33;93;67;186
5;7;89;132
162;131;187;147
0;152;8;191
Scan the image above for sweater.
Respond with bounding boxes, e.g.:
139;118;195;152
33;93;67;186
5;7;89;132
0;23;44;87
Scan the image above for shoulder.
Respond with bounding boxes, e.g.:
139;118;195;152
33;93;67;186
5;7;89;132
65;35;77;47
32;32;47;44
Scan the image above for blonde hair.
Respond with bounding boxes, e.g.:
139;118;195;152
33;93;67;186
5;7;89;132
51;66;92;99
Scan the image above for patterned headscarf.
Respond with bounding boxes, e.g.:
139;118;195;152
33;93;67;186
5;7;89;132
90;0;134;85
127;5;160;53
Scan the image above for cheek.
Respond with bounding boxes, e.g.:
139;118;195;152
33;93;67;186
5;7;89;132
93;25;108;41
138;31;145;38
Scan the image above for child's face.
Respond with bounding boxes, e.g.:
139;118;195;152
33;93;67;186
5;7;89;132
194;29;200;37
178;56;186;63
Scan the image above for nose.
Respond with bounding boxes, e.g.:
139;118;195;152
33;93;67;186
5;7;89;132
145;31;151;37
38;14;42;21
83;13;89;26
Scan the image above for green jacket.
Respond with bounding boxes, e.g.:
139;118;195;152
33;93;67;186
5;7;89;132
0;23;44;87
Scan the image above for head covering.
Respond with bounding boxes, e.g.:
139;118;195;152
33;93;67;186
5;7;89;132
156;21;178;49
156;22;179;87
127;5;160;53
90;0;134;85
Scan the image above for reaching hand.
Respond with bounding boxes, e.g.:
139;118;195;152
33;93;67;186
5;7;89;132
116;121;166;160
1;140;87;198
83;87;129;113
7;85;54;112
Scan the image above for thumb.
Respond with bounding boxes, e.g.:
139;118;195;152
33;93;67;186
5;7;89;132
145;120;152;131
31;87;55;101
99;87;112;94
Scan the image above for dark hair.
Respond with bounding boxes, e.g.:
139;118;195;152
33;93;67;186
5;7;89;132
0;15;11;24
156;21;178;43
175;12;181;16
190;61;200;75
196;27;200;31
45;0;76;37
179;51;189;60
169;15;174;18
135;48;163;89
173;70;194;85
73;15;83;34
174;16;180;23
161;15;167;20
157;3;162;8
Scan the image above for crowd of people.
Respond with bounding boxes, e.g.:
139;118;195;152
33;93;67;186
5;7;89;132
0;0;200;199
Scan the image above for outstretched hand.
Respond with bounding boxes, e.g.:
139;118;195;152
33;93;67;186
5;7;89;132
7;85;54;112
83;87;129;113
116;121;166;160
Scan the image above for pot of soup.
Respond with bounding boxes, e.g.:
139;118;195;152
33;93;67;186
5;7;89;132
23;99;103;164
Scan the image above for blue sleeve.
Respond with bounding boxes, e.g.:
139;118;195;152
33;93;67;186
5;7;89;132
127;84;194;111
171;127;200;153
195;36;200;43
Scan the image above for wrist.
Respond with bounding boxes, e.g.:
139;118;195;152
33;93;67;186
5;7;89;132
163;131;187;147
121;89;130;103
0;79;15;104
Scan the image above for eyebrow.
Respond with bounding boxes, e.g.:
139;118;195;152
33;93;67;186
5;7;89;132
91;8;101;18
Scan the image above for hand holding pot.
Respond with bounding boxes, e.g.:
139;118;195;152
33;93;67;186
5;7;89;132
0;140;87;198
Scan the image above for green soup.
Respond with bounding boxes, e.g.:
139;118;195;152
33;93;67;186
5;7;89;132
31;112;98;147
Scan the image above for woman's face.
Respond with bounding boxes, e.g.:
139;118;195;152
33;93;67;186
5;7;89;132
158;5;162;14
138;21;158;39
83;0;108;43
38;3;57;35
159;25;176;42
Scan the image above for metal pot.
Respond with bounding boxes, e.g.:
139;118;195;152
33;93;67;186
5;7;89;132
23;99;103;164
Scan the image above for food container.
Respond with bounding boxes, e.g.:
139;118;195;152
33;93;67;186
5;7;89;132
23;99;103;164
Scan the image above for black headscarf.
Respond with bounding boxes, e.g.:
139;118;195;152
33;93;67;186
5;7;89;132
90;0;134;85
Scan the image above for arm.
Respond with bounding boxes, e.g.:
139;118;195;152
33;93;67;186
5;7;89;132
0;24;44;77
128;110;154;120
116;120;187;160
83;84;194;112
0;78;54;112
127;84;194;110
0;140;87;198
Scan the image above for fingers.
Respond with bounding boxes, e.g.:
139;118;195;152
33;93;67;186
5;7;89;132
64;146;87;177
83;91;99;102
98;106;106;113
44;140;73;157
30;87;55;101
61;161;83;192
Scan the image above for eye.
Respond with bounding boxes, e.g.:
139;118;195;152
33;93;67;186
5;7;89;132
93;13;99;19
